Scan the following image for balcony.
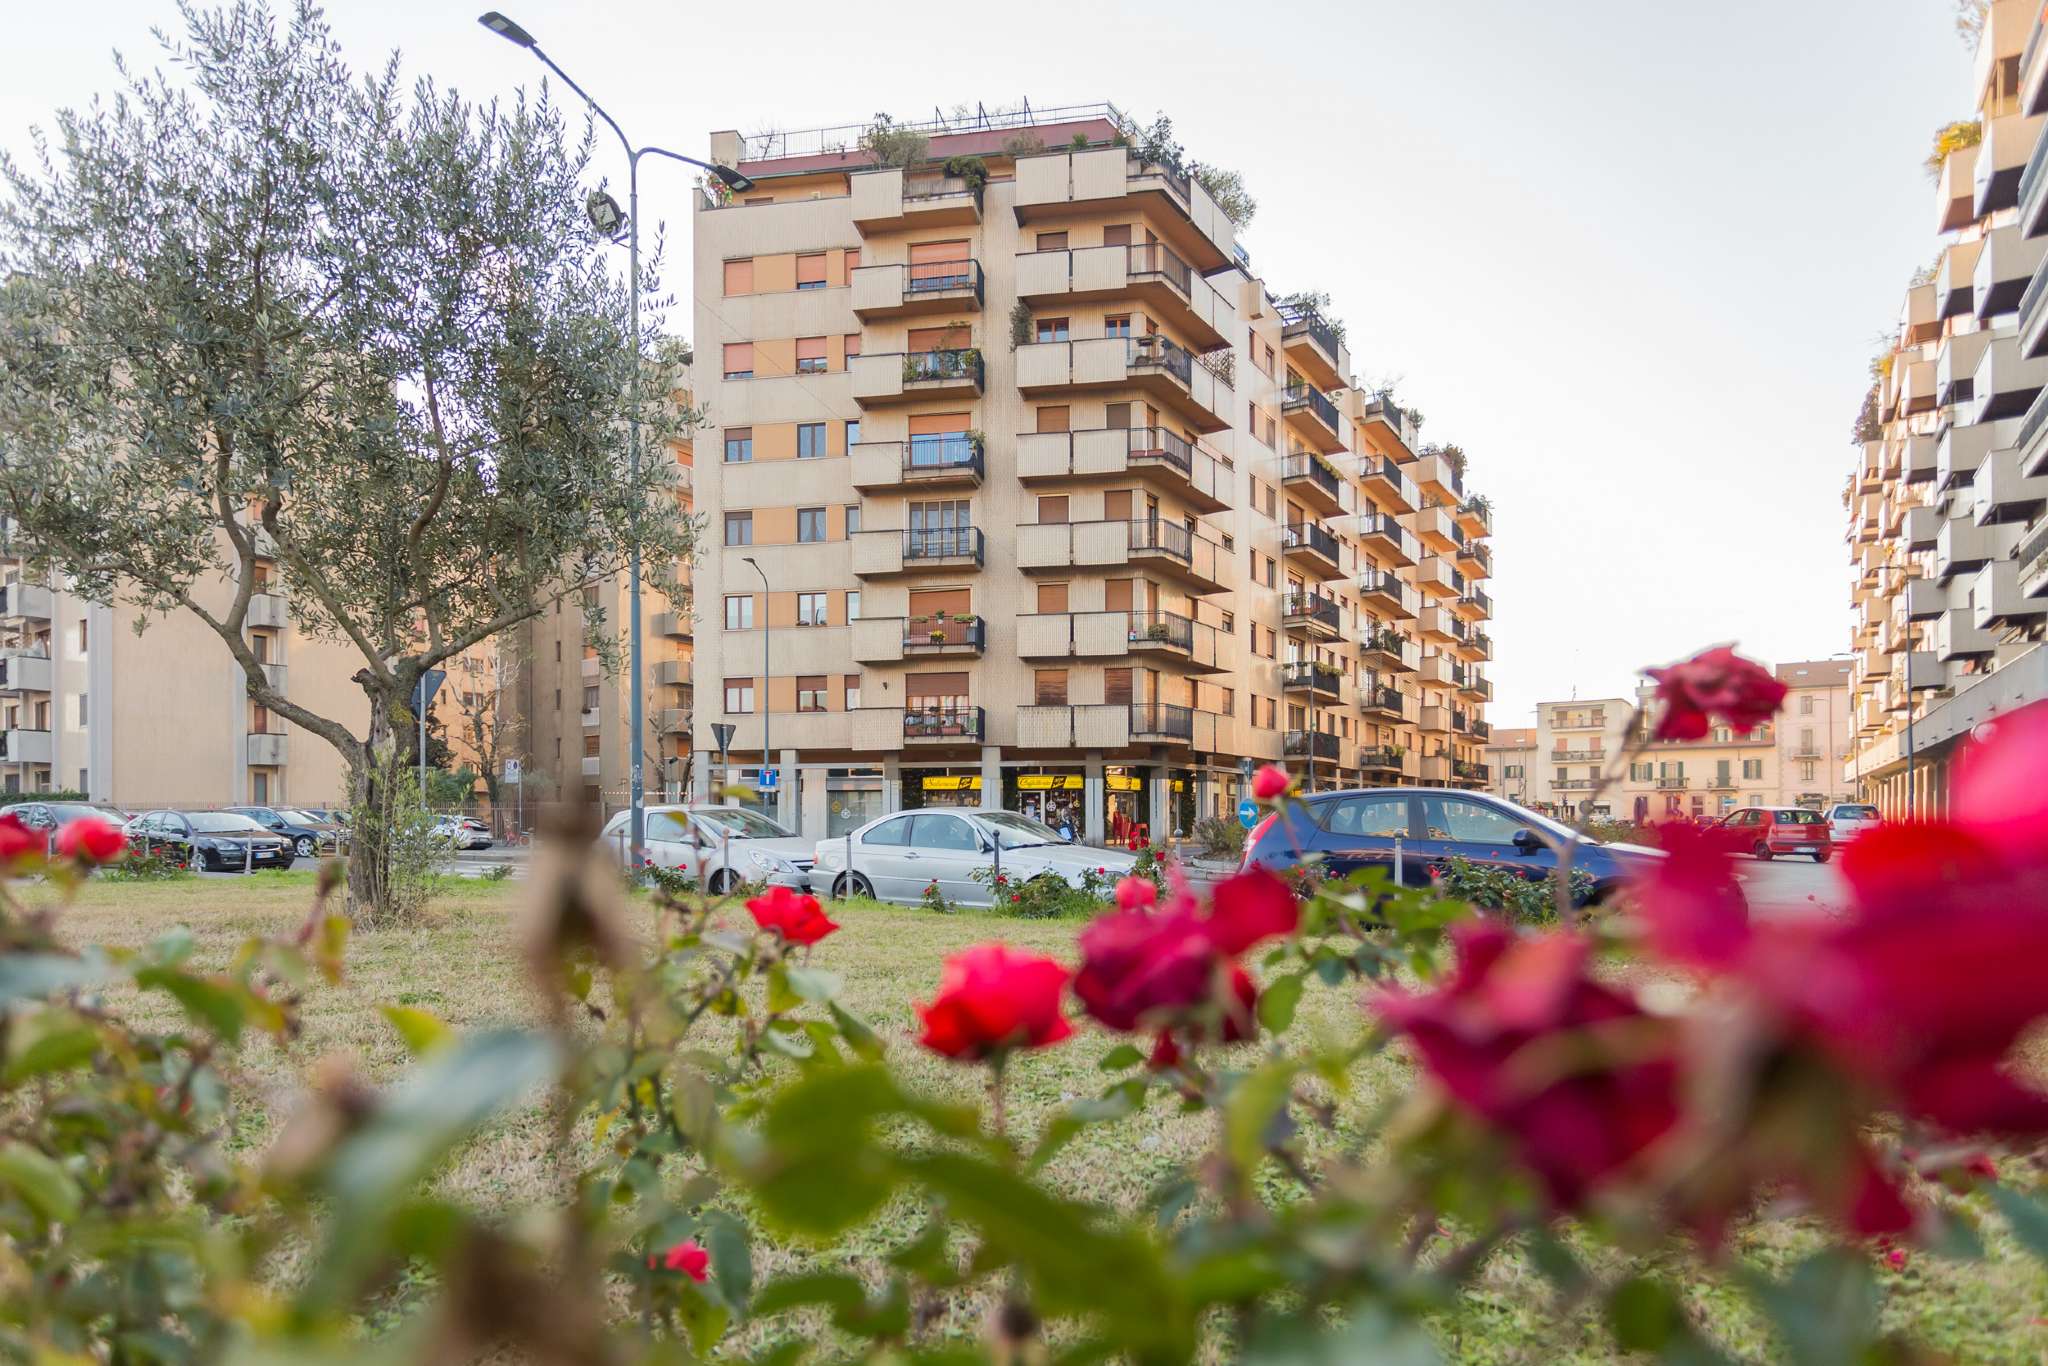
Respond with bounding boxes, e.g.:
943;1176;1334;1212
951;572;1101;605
1356;454;1417;513
1965;332;2048;426
1015;336;1230;433
581;754;602;778
1455;496;1492;539
1655;776;1689;790
1281;659;1344;701
1552;748;1606;765
1972;557;2048;629
1902;281;1941;346
1012;147;1236;273
1419;754;1453;783
903;614;987;658
1357;512;1417;567
1456;629;1492;663
1418;705;1454;734
0;650;51;694
1280;385;1345;455
1452;760;1489;787
0;729;52;764
1970;443;2048;525
1904;575;1948;620
850;259;985;320
1454;587;1493;622
1122;610;1230;673
1279;521;1344;580
1904;503;1944;551
658;708;690;735
1413;451;1464;503
1417;605;1461;644
850;348;985;406
1358;396;1420;458
2025;253;2048;360
850;166;983;235
851;434;985;491
1357;569;1418;619
1935;516;2000;581
653;611;690;639
1014;244;1233;351
1016;426;1229;514
1359;629;1418;673
1931;605;1996;661
1127;702;1197;743
1282;591;1342;640
1459;672;1491;704
1455;539;1491;580
1974;224;2046;319
1283;729;1340;762
1016;519;1225;593
1937;326;1991;406
1359;681;1408;721
653;660;687;686
1278;303;1349;392
246;732;288;766
1412;558;1461;598
1358;746;1408;774
904;705;985;745
0;582;52;622
851;527;986;578
1975;111;2045;219
2019;517;2048;598
581;706;601;730
1407;503;1460;555
1936;139;1980;233
1904;434;1939;482
1937;235;1984;318
1280;451;1347;516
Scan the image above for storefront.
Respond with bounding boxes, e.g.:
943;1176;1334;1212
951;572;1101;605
1003;770;1085;837
901;770;984;810
824;767;887;836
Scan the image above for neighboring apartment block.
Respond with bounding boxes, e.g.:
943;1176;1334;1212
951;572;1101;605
0;529;364;807
1530;698;1633;818
688;103;1496;842
1482;726;1537;807
1847;0;2048;816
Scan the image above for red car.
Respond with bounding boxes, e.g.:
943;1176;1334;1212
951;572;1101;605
1720;805;1832;863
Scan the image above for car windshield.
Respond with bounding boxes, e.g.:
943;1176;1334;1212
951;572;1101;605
974;811;1069;848
281;809;325;824
49;804;107;824
1775;809;1824;824
188;813;265;834
691;807;792;840
1833;805;1879;819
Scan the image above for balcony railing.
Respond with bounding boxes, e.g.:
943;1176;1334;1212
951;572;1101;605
1281;384;1340;432
1360;628;1409;660
1280;521;1342;565
904;432;985;476
1553;749;1605;763
905;705;984;741
1129;701;1194;740
904;615;986;652
1655;776;1689;789
1126;242;1193;295
1359;568;1404;599
1280;451;1343;501
1125;610;1196;653
1282;592;1341;632
903;526;985;564
1360;682;1405;715
903;348;984;386
1125;517;1196;562
1283;728;1341;761
1471;720;1491;741
1462;587;1494;615
1281;660;1344;695
1127;426;1195;478
1128;335;1194;387
1452;760;1489;783
1359;746;1406;771
905;258;984;301
1277;303;1342;364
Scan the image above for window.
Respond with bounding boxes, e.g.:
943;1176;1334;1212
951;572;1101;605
1324;795;1409;838
1037;495;1069;524
1105;315;1132;338
1801;760;1816;782
1102;224;1132;247
795;253;828;289
252;704;273;734
76;620;87;653
1742;758;1763;780
1035;405;1070;433
797;675;827;711
846;590;861;620
722;342;753;380
842;249;860;277
1035;318;1070;343
797;422;827;458
583;685;600;710
844;333;861;358
1036;582;1068;613
724;512;752;546
76;693;88;726
797;507;827;543
1106;401;1132;429
912;813;981;851
845;674;861;709
1035;231;1069;252
796;336;827;373
845;419;861;447
1104;668;1133;705
724;427;753;463
1800;694;1814;715
797;592;827;626
723;679;755;714
1630;762;1652;781
845;504;862;535
1418;795;1525;844
862;814;914;847
1034;670;1068;705
724;595;754;630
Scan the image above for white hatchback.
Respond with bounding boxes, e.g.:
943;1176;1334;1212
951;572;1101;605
1826;802;1880;844
599;805;817;893
810;809;1137;906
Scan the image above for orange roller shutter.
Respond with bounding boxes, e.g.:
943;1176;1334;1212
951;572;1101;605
907;411;969;436
722;258;754;295
795;253;828;287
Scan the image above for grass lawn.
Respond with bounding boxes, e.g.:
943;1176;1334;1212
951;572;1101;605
50;872;2048;1362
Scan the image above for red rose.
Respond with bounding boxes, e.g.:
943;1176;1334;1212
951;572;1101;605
0;815;41;871
1206;866;1300;955
1951;699;2048;866
1074;869;1298;1037
1627;822;1752;971
55;817;127;866
745;886;839;946
1250;764;1291;801
916;943;1073;1062
1113;875;1156;912
1643;646;1787;742
1375;923;1680;1212
648;1238;709;1281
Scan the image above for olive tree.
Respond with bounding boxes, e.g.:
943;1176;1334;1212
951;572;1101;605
0;1;693;920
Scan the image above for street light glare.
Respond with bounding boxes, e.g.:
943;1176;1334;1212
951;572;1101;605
476;12;537;48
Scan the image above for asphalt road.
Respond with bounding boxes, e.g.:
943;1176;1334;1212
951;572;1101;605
1730;850;1850;918
193;845;529;880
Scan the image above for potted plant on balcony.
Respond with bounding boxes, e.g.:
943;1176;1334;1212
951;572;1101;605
942;154;989;195
1144;620;1172;643
951;612;977;626
929;628;948;645
963;430;986;459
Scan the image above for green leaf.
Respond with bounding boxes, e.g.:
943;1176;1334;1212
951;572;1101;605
1027;1082;1142;1173
3;1014;101;1084
1243;1301;1438;1364
700;1208;753;1313
744;1066;907;1237
0;1140;82;1224
1096;1044;1145;1072
0;951;110;1005
1990;1183;2048;1264
1744;1251;1879;1366
1224;1059;1300;1172
136;967;247;1043
829;1003;884;1062
378;1004;451;1057
751;1271;867;1317
785;967;841;1002
1256;973;1306;1034
1608;1277;1687;1353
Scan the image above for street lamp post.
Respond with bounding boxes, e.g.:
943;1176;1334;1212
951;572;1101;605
743;557;772;823
479;13;753;861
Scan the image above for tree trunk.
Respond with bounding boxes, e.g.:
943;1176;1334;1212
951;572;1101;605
343;679;422;925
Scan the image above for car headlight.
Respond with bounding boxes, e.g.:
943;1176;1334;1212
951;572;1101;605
815;845;844;868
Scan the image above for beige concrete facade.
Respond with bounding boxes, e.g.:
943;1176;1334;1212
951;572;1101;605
687;104;1496;842
1482;726;1537;807
1847;0;2048;817
0;534;364;808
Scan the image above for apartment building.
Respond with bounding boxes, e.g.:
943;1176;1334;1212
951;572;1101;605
0;531;364;807
1773;659;1855;809
687;103;1496;842
1482;726;1537;806
1847;0;2048;817
1527;698;1633;818
507;423;695;813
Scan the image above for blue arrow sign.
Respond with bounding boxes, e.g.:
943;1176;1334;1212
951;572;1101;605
1237;798;1260;829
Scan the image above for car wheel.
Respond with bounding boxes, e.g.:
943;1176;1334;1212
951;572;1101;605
706;868;739;895
833;872;873;901
1752;841;1773;861
1813;850;1831;864
295;837;315;858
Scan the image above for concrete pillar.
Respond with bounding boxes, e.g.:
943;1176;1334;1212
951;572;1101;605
882;756;902;813
689;749;711;806
979;744;1002;812
778;747;799;833
1147;763;1169;843
1083;752;1105;846
801;771;829;837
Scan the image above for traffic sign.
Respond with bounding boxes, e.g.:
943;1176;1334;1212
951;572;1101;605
711;723;734;754
412;668;446;715
760;768;779;790
502;758;522;784
1237;798;1259;829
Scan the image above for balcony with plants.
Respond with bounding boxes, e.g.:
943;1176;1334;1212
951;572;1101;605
1281;659;1344;701
1276;297;1348;391
851;431;987;491
850;345;984;406
904;704;985;743
1358;626;1417;673
1280;451;1347;516
1279;520;1344;580
1283;728;1341;762
1282;591;1342;639
903;613;986;657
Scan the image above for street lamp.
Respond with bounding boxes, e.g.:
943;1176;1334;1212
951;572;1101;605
478;12;753;862
743;556;771;822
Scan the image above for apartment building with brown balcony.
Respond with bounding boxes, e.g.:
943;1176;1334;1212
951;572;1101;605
1846;0;2048;818
687;103;1495;843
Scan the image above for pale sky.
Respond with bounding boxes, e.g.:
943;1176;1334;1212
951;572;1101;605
4;1;1968;723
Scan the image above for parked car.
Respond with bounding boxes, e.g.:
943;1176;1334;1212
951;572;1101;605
429;815;493;850
1719;806;1832;862
129;810;294;871
1825;802;1880;844
810;809;1138;906
223;805;342;859
600;805;817;893
1241;787;1664;905
1;801;131;850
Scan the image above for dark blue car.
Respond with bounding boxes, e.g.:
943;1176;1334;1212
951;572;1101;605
1242;787;1664;905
